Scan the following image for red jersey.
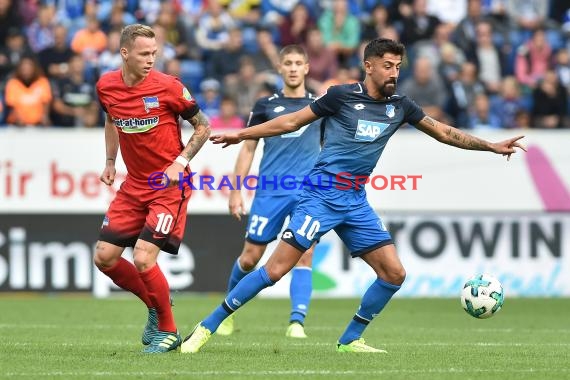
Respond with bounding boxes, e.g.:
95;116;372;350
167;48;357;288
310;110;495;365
96;69;199;186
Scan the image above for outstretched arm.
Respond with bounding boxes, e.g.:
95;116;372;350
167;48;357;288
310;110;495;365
210;106;319;147
415;116;526;160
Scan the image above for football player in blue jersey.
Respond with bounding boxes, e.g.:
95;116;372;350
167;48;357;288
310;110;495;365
216;44;322;339
182;38;526;354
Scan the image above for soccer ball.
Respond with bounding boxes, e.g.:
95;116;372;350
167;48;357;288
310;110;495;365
461;274;504;319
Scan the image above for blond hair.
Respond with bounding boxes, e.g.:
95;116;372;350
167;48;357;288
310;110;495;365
120;24;155;49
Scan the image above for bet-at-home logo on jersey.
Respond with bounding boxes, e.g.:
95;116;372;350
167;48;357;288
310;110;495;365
355;120;390;142
113;116;160;133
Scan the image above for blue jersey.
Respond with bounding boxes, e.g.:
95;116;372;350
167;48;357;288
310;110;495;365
248;91;322;196
309;82;425;188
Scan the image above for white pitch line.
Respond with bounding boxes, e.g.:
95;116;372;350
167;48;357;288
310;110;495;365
0;324;143;329
211;342;570;347
4;342;134;347
1;324;569;334
3;341;569;347
3;368;569;377
391;342;570;347
407;327;570;333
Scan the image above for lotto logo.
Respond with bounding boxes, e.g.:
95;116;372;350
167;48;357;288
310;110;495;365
231;298;242;307
354;120;389;142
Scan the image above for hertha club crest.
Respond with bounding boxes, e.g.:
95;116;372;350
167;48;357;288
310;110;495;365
142;96;159;113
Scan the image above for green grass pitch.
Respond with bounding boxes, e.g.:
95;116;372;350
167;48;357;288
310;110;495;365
0;295;568;379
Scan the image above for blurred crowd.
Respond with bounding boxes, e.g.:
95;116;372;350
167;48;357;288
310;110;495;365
1;0;569;129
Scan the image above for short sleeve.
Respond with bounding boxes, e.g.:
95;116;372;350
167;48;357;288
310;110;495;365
95;80;107;113
246;99;267;127
401;96;426;125
169;77;199;120
309;85;346;117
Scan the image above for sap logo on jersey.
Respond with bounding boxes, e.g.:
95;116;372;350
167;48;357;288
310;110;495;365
354;120;389;141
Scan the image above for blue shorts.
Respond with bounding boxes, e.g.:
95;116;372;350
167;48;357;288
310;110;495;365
283;186;392;257
245;194;300;245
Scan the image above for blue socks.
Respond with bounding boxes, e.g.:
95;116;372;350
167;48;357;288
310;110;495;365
338;277;400;345
202;266;275;332
289;267;312;325
227;258;250;292
215;261;313;329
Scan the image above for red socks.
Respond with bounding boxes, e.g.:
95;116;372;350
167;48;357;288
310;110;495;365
139;264;177;333
101;257;152;308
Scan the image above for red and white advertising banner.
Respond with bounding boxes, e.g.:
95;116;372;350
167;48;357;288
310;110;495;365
1;129;568;297
1;129;569;213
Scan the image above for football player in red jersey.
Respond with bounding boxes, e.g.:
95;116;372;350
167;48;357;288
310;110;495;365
94;24;211;353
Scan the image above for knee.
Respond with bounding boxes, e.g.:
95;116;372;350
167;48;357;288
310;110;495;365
263;264;287;282
93;242;119;270
239;245;265;271
239;255;257;271
386;267;406;286
93;253;106;270
132;245;156;272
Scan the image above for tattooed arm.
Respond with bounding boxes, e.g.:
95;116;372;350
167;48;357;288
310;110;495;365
415;116;526;159
179;110;212;162
163;110;211;186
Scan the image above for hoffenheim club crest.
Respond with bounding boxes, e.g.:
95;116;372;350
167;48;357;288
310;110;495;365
385;104;395;118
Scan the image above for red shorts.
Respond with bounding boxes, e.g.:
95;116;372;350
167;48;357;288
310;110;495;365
99;179;191;254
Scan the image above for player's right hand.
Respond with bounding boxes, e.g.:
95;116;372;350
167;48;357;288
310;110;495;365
100;166;116;186
210;133;242;148
228;191;246;221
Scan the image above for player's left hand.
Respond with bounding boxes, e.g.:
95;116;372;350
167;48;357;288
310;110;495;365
164;163;184;187
492;135;527;161
210;133;241;148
